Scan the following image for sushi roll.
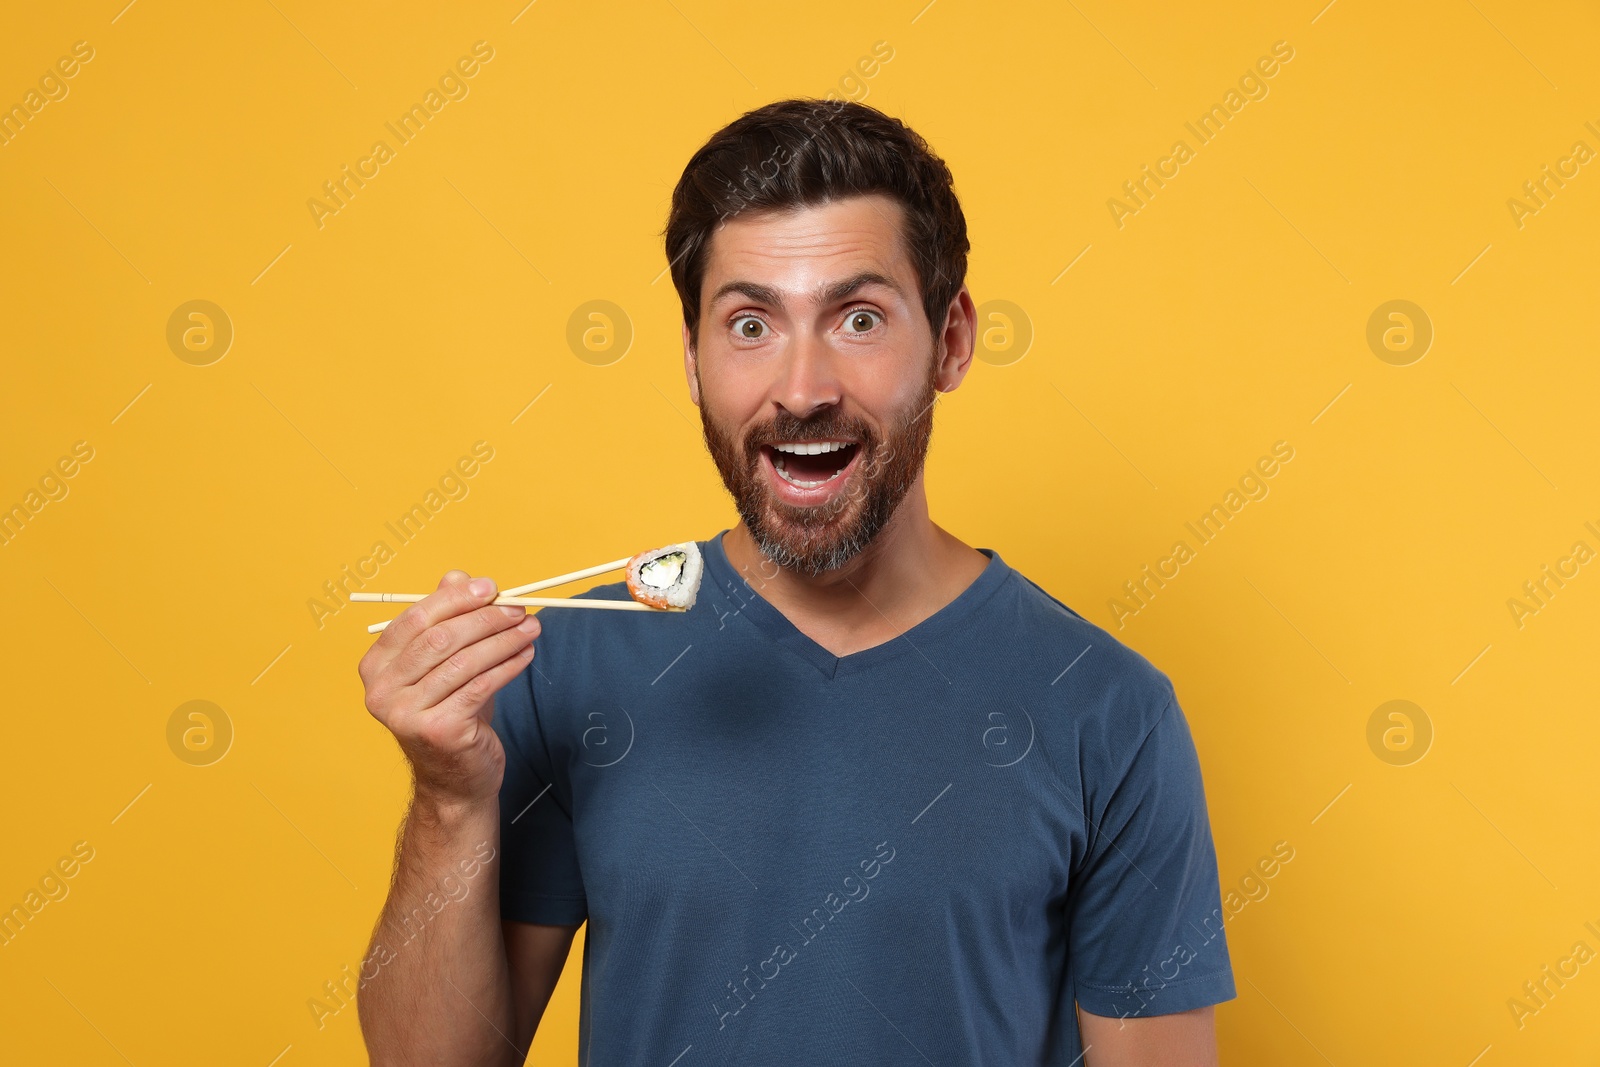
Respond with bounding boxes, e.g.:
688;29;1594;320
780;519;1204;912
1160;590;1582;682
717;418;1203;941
625;542;703;611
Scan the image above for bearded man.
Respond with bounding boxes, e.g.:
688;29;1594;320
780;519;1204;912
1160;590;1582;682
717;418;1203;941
356;98;1235;1067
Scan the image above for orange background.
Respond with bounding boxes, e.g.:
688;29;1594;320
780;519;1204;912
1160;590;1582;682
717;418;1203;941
2;1;1597;1063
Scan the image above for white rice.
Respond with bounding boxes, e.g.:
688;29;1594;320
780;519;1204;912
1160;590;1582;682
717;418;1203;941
632;541;703;610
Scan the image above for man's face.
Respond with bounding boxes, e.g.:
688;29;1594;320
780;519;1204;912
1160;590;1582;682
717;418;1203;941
684;194;966;576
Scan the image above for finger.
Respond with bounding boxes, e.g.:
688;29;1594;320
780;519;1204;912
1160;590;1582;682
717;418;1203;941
432;638;537;722
375;572;512;668
411;614;541;710
367;570;472;666
390;596;532;690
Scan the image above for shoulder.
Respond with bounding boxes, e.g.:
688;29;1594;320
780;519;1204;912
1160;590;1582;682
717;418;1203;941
991;561;1178;762
526;576;702;680
988;564;1214;842
496;573;702;754
516;558;726;709
526;577;633;654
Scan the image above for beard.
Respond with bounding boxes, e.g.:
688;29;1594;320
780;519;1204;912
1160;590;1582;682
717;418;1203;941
699;363;938;578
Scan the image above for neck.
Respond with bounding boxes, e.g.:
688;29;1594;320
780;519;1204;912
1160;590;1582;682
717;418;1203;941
720;475;989;656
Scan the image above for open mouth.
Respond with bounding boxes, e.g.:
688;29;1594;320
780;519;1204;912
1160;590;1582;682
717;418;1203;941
759;440;861;493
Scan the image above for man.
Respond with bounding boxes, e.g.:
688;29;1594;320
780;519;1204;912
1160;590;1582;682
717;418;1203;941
357;98;1235;1065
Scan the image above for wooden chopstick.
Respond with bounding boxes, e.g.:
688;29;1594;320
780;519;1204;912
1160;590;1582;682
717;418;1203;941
360;555;641;633
502;556;632;597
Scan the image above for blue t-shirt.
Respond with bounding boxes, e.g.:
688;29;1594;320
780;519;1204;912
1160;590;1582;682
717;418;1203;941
495;532;1235;1064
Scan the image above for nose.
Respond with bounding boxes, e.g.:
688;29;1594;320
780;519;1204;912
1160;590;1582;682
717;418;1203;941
772;324;842;421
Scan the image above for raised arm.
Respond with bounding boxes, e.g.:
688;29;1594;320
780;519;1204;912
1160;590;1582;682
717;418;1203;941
355;570;549;1066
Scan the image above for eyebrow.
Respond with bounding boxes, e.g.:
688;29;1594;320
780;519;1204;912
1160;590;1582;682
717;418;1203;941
707;270;904;312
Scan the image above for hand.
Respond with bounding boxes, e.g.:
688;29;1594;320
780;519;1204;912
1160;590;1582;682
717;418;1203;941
358;571;541;806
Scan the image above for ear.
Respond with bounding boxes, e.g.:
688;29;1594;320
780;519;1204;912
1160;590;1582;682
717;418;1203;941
933;285;977;394
682;321;701;406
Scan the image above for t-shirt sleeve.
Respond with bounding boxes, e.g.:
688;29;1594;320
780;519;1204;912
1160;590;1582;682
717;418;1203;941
1068;693;1236;1018
493;657;588;926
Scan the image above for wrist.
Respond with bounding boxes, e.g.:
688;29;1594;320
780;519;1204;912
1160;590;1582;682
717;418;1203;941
409;786;497;835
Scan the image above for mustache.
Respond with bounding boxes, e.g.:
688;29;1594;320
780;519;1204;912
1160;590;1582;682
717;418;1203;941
741;411;877;461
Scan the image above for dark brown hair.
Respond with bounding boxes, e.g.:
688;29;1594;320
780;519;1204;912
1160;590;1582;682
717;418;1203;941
663;98;969;349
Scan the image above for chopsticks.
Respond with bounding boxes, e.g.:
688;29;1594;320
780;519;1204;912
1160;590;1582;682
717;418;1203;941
358;555;639;634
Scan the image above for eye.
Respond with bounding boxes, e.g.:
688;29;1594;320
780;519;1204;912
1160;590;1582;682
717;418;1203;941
842;308;882;334
731;314;768;340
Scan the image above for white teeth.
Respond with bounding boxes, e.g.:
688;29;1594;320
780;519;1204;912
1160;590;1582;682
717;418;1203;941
774;462;832;489
773;441;850;455
770;443;851;490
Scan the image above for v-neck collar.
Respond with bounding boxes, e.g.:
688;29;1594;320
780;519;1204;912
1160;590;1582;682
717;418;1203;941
701;529;1012;680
